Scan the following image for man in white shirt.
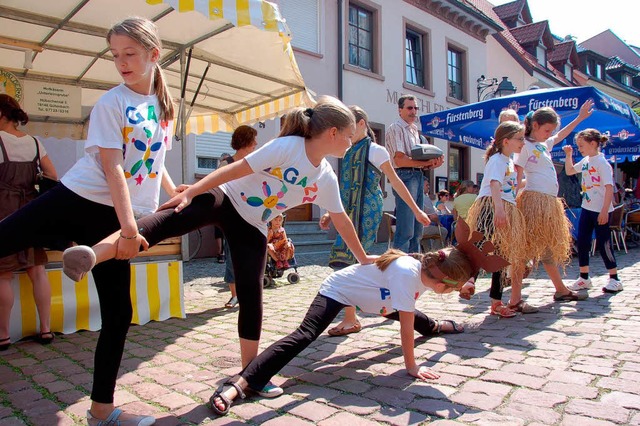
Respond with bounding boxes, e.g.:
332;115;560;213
385;95;444;253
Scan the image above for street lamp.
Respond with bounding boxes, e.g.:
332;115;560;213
477;75;517;101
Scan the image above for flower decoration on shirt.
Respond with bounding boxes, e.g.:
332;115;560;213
241;181;289;222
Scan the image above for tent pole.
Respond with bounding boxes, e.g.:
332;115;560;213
178;47;189;261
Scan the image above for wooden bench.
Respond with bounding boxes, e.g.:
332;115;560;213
9;238;185;341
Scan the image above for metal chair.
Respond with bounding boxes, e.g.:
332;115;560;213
383;212;396;249
420;216;447;253
591;204;627;255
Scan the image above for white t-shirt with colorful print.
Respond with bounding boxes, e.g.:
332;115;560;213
573;153;614;213
514;138;558;196
319;255;427;315
221;135;345;236
477;153;517;204
62;84;172;217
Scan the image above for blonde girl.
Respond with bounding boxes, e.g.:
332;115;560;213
467;121;529;317
515;101;593;304
62;96;378;400
319;105;431;337
208;246;477;415
563;129;622;293
0;17;176;425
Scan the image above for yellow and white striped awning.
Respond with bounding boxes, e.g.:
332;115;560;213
0;0;313;136
146;0;289;37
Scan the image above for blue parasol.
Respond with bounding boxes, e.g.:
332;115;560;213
419;86;640;163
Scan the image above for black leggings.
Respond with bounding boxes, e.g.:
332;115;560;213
577;209;616;270
0;185;131;403
239;293;436;391
136;189;267;340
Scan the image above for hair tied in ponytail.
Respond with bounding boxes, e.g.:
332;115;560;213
437;250;446;261
304;108;314;118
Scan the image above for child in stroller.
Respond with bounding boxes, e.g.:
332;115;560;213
264;214;299;287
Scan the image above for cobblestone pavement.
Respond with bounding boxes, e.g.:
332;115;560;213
1;244;640;425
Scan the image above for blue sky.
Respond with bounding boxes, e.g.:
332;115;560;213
490;0;639;48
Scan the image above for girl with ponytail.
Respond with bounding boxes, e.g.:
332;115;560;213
467;121;530;318
207;218;505;416
319;105;431;337
563;129;622;294
0;16;178;425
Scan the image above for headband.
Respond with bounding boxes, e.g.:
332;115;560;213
427;218;510;285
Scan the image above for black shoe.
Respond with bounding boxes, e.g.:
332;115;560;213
217;255;226;264
0;337;10;351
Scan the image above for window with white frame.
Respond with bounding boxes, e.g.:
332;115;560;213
348;3;373;71
406;29;425;88
447;47;464;101
596;63;603;79
278;0;319;53
195;131;233;175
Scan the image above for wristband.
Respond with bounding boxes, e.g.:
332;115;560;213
119;232;138;240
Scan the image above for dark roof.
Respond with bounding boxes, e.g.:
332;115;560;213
581;30;640;67
606;56;640;74
510;21;553;47
462;0;573;86
549;41;575;63
493;0;522;20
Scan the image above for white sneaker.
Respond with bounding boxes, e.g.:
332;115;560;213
603;279;623;293
567;277;592;291
251;381;283;398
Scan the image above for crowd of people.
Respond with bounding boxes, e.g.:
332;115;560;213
0;14;631;425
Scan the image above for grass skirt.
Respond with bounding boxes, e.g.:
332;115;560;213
516;191;572;267
467;196;528;280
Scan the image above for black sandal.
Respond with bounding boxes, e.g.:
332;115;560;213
208;379;246;416
0;337;10;351
35;331;55;345
435;319;464;334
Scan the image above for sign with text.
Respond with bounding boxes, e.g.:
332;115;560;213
23;81;81;119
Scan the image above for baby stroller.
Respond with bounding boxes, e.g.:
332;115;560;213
263;248;300;287
263;214;300;287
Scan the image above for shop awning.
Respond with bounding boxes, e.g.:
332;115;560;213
419;86;640;162
0;0;314;137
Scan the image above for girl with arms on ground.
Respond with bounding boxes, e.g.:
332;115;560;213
467;121;530;318
563;129;622;293
63;97;378;398
0;17;176;425
319;105;432;336
514;102;593;305
207;219;506;415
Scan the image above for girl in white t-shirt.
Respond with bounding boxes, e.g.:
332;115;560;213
319;105;431;337
467;122;529;318
0;17;175;426
207;234;494;416
563;129;621;293
514;102;593;306
63;96;378;399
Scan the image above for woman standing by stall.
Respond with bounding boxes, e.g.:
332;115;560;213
0;94;58;351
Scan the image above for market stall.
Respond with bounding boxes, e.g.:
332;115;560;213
0;0;313;340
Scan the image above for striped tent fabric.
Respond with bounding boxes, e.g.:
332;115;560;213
146;0;289;36
9;262;184;341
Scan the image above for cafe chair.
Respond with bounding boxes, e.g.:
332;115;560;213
383;212;396;250
420;216;447;253
591;204;627;255
624;206;640;243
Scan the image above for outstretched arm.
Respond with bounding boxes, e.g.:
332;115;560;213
159;159;253;213
399;311;439;380
551;100;594;146
380;161;431;226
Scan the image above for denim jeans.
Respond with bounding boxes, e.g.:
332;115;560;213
392;169;424;253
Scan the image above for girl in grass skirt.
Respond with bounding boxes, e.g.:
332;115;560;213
515;101;593;303
467;122;530;317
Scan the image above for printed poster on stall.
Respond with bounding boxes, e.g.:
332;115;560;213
23;80;81;119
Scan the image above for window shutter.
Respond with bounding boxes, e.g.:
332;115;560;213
195;132;232;174
278;0;319;53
